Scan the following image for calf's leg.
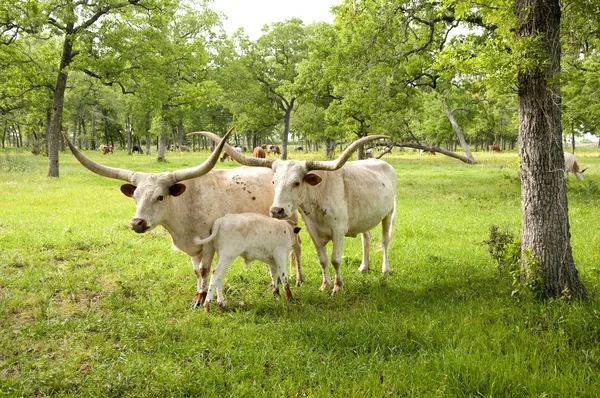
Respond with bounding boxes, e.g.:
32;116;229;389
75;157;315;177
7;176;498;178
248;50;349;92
203;255;235;311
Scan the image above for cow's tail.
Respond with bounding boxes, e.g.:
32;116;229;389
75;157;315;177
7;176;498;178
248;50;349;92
193;223;220;246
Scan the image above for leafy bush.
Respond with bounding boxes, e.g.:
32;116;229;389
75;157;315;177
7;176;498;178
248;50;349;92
481;224;544;298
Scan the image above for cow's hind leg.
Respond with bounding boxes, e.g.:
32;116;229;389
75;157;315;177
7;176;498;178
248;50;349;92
380;212;394;273
358;231;372;273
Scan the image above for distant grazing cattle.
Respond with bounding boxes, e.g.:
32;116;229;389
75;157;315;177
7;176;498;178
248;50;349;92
419;149;435;156
365;148;374;158
102;145;114;155
266;145;281;155
564;152;587;181
194;213;301;310
65;128;302;308
179;145;190;152
220;152;231;162
294;145;303;151
132;145;143;154
200;132;396;294
489;145;502;152
233;145;243;154
253;147;266;158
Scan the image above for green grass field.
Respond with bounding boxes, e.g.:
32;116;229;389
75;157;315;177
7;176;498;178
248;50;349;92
1;146;600;396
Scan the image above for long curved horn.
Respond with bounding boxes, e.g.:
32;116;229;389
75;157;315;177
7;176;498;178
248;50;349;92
63;132;134;182
306;135;390;171
172;126;233;182
188;129;274;168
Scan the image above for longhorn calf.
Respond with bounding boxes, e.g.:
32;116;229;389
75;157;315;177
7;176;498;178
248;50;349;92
194;213;301;311
200;132;397;293
564;152;587;181
65;127;302;308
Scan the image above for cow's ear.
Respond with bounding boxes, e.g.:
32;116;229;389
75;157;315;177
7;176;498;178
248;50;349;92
169;183;186;197
582;168;588;173
304;173;322;186
120;184;136;197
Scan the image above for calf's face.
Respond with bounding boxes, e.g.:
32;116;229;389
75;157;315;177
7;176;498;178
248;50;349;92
269;160;322;219
120;173;186;233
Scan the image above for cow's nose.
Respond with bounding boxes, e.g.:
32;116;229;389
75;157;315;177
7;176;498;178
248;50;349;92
270;207;286;219
130;218;149;233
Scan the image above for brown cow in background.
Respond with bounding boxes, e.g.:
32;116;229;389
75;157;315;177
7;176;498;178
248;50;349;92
489;145;501;152
253;147;266;158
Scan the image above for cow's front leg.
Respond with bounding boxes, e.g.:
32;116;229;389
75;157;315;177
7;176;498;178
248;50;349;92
358;230;372;273
190;244;215;308
315;245;331;291
331;234;345;294
191;256;207;308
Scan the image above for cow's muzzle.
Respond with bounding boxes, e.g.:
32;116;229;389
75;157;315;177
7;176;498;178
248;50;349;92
130;218;150;233
270;207;287;219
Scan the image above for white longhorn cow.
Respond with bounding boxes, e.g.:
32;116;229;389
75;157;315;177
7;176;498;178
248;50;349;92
194;213;301;311
564;152;587;181
199;132;397;293
64;128;302;308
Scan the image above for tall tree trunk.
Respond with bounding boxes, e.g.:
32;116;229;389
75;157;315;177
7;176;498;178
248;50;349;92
126;113;132;155
47;29;74;177
281;98;295;160
444;106;475;162
146;129;151;155
177;118;184;148
516;0;586;299
91;106;97;150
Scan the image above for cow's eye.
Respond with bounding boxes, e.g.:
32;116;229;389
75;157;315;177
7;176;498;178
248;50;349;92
157;195;164;201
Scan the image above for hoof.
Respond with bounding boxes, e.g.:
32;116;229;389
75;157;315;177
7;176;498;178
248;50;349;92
284;285;293;301
358;264;369;273
272;286;280;297
191;291;207;309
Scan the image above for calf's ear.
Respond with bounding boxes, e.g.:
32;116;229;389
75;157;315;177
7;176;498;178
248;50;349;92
169;183;186;197
120;184;136;197
304;173;322;186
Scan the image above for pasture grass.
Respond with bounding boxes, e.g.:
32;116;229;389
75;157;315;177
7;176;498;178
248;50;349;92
1;145;600;396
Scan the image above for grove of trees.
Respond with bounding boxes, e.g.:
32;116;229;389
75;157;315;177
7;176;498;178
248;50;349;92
2;0;599;299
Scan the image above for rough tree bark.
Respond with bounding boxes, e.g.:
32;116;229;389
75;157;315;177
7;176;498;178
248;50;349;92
516;0;586;299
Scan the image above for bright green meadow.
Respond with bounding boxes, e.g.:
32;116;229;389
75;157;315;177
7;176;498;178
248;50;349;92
1;146;600;396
